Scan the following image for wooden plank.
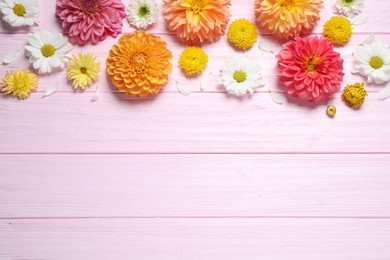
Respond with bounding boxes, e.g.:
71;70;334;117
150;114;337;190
1;218;390;259
0;92;389;153
1;154;390;218
0;0;387;34
1;32;389;94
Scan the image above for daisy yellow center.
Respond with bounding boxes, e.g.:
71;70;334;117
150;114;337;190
306;55;320;72
41;44;56;58
369;56;384;69
233;70;247;83
138;5;150;18
13;4;26;17
279;0;295;10
80;0;97;13
130;52;148;72
191;0;206;14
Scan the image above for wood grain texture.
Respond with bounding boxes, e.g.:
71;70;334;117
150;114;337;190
1;218;390;260
1;0;390;258
1;154;390;218
1;93;389;153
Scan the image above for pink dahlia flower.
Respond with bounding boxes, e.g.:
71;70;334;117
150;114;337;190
276;37;344;103
55;0;126;45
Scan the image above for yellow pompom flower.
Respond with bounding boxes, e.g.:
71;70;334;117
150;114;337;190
0;70;38;100
178;47;208;76
227;19;257;49
67;53;101;90
342;82;367;108
323;16;353;46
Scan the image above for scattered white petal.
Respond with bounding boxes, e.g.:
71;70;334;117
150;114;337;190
176;80;191;96
3;49;20;65
359;34;375;46
42;82;60;98
378;87;390;101
258;40;277;54
91;85;100;102
352;16;368;26
200;71;213;91
270;90;284;105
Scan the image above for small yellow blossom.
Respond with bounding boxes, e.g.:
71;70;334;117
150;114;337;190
342;82;368;108
178;47;208;76
0;70;38;99
323;16;353;46
67;53;101;90
228;19;258;50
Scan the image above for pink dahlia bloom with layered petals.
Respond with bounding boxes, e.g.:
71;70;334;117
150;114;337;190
55;0;126;45
276;37;344;103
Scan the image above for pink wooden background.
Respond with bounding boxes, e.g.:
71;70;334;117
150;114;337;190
1;0;390;259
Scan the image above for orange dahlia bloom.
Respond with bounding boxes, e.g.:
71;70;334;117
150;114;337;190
106;32;173;97
163;0;231;45
255;0;323;41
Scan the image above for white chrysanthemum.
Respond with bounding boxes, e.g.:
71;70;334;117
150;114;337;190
352;40;390;84
0;0;39;27
220;56;264;96
127;0;158;29
25;29;73;74
334;0;364;18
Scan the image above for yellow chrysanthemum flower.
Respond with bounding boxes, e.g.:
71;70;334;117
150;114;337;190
323;16;353;46
67;53;101;90
342;82;367;108
0;70;38;99
227;19;257;49
178;47;208;76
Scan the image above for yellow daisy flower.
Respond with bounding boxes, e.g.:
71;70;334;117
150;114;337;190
0;70;38;100
67;53;101;90
323;16;353;46
178;47;208;76
227;19;257;49
342;82;367;108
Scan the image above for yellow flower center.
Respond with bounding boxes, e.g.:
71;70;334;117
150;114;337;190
41;44;56;58
369;56;384;69
191;0;205;14
306;55;320;72
233;70;247;83
130;52;148;72
80;0;97;13
13;4;26;17
279;0;295;10
80;67;87;74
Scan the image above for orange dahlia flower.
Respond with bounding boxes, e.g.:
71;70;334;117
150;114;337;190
106;32;173;97
163;0;231;45
255;0;323;41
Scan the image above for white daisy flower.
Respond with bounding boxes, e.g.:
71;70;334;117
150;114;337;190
220;56;264;96
127;0;158;29
0;0;39;27
334;0;364;18
352;40;390;84
25;29;73;74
